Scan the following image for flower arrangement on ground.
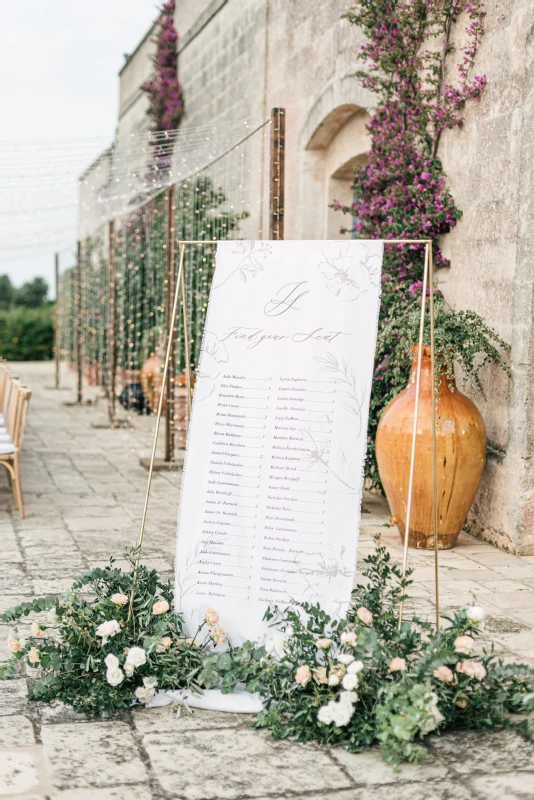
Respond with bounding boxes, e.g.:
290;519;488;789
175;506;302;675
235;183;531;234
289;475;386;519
1;553;227;718
200;539;534;766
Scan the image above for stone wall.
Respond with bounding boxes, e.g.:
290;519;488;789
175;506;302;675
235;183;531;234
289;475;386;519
85;0;534;553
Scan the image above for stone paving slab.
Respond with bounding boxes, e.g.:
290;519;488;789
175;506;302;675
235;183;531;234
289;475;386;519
0;362;532;799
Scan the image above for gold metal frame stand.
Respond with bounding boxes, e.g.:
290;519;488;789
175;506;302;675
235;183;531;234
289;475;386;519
128;238;440;629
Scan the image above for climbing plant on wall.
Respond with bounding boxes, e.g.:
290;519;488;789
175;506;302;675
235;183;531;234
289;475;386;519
336;1;489;484
142;0;185;132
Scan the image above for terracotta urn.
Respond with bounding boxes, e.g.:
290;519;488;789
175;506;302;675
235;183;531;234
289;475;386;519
376;345;486;549
140;354;164;412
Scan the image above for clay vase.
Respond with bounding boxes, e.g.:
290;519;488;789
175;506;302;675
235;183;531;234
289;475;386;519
376;345;486;549
140;354;164;413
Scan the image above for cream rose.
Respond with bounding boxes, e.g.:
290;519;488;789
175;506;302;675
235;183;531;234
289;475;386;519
340;631;357;646
152;599;170;615
106;667;124;687
143;676;158;689
457;660;487;681
315;638;333;650
95;620;121;644
111;593;128;606
211;625;227;645
28;647;40;664
466;605;486;627
337;653;354;666
204;608;219;626
124;662;135;677
328;666;346;686
433;665;454;682
125;646;147;668
342;673;358;691
135;685;155;704
31;621;43;638
104;653;120;670
356;607;373;626
347;660;364;675
295;664;312;687
454;635;475;655
388;657;407;672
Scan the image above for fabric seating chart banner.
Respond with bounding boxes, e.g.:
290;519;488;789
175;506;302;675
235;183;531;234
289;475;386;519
175;240;384;645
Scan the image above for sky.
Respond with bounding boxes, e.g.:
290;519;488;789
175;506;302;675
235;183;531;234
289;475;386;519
0;2;158;297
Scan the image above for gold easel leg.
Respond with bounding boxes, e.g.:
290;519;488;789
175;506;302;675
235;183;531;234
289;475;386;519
429;243;440;628
180;258;193;419
398;242;430;629
128;242;187;620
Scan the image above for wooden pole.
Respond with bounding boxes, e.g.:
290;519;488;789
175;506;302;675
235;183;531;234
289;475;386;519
107;221;116;425
54;253;60;389
76;241;83;405
164;185;176;462
269;107;285;240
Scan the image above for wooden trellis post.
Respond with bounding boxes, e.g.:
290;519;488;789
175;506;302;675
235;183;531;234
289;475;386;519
107;220;117;425
269;107;285;240
164;185;176;462
76;241;83;405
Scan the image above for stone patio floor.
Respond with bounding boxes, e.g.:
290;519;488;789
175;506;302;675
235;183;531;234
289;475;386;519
0;361;533;800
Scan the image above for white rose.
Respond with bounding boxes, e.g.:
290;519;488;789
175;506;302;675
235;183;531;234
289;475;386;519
328;673;341;687
143;676;158;689
104;653;120;670
332;701;354;727
96;620;121;643
124;662;134;677
106;667;124;687
125;646;147;668
340;690;358;705
135;685;155;704
347;660;364;675
342;673;358;691
47;608;61;625
337;653;354;666
284;625;294;638
317;702;335;725
340;631;357;646
264;639;275;654
466;605;486;627
273;637;286;654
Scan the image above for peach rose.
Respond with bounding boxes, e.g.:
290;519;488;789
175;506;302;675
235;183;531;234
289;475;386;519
315;638;333;650
356;607;373;626
158;637;173;652
388;657;407;672
152;599;170;615
28;647;40;664
454;635;475;655
211;626;227;645
433;665;454;683
111;593;128;606
7;635;24;653
456;692;468;708
457;660;486;681
314;667;329;685
204;608;219;626
295;664;312;687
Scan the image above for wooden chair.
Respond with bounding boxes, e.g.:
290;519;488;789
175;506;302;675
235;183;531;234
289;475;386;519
0;381;31;518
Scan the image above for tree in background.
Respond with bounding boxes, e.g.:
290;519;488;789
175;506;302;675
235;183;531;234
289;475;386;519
15;277;48;308
0;275;14;310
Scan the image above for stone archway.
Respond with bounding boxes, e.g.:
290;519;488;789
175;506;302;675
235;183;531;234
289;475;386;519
295;78;372;239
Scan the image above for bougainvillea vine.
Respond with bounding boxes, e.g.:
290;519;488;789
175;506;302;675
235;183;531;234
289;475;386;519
142;0;185;132
335;1;488;483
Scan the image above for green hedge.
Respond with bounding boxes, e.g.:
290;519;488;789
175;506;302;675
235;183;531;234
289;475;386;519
0;306;54;361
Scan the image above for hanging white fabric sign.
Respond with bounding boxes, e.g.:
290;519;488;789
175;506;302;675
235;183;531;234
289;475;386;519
175;239;383;650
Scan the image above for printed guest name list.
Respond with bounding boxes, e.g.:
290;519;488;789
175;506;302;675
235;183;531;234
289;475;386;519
175;240;383;645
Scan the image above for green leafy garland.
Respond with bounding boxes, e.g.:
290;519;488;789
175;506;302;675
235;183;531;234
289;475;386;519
3;543;533;765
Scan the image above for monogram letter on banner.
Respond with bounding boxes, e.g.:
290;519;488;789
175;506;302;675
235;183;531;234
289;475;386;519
174;240;383;710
